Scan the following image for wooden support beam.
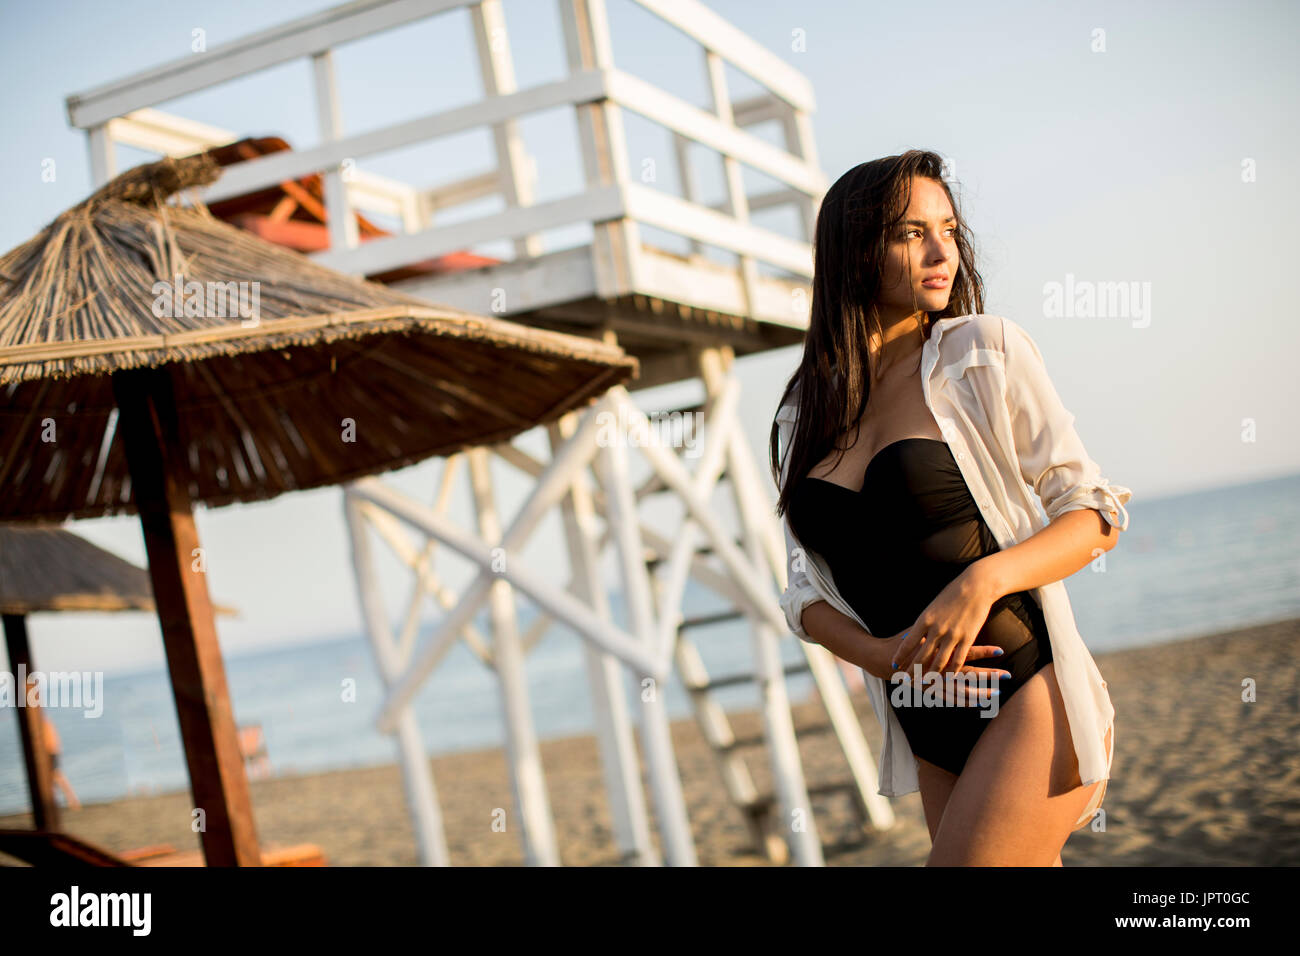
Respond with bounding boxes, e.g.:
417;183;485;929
561;0;643;298
705;49;758;319
631;0;816;112
110;366;261;867
546;414;658;865
66;0;470;128
3;614;59;831
313;50;360;255
466;446;560;866
471;0;543;260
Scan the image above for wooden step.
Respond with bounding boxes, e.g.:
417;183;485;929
645;537;744;570
0;829;128;867
697;661;811;690
748;779;857;813
723;720;833;751
677;609;745;631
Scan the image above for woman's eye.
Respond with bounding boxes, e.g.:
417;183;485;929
904;227;958;238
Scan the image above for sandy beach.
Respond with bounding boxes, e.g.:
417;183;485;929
4;617;1297;866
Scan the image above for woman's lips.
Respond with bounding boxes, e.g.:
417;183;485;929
921;277;949;289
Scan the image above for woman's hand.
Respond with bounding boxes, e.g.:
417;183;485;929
892;561;1002;677
861;616;1011;706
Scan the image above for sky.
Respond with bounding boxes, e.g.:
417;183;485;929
1;0;1297;674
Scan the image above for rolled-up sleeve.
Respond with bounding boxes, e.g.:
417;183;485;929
774;397;824;643
1001;317;1132;531
780;515;824;643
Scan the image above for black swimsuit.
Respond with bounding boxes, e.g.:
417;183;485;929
789;437;1053;775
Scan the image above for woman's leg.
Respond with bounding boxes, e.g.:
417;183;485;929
925;662;1109;866
916;758;960;843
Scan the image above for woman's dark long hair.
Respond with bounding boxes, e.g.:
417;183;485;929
768;149;986;521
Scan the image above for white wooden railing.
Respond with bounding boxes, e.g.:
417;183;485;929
68;0;825;322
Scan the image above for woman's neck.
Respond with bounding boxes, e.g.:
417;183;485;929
870;310;929;377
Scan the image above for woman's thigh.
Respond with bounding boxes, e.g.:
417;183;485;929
916;758;959;843
926;662;1106;866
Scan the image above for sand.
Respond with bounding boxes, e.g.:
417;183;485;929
3;617;1297;866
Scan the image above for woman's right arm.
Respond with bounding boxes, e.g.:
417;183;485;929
778;490;902;679
776;410;900;681
801;600;901;680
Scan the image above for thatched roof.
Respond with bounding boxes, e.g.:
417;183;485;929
0;154;638;522
0;523;237;616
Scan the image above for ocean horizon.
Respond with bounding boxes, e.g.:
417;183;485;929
2;470;1297;816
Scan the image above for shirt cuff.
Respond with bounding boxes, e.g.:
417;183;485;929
779;579;823;643
1047;479;1132;532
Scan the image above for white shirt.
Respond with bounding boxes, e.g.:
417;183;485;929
776;312;1131;829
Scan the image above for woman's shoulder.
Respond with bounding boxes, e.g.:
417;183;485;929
937;313;1055;370
937;312;1008;355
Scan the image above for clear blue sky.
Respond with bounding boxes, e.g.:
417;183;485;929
1;0;1297;674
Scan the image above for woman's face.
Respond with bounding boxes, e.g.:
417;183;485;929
876;176;959;325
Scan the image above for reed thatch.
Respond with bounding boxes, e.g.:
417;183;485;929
0;523;237;616
0;154;638;522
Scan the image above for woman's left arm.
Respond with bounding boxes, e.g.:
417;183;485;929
998;315;1132;533
894;316;1131;675
980;314;1131;597
893;511;1116;675
968;507;1117;602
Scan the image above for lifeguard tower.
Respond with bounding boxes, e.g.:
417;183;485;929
67;0;896;866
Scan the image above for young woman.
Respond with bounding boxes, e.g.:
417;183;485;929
769;150;1131;866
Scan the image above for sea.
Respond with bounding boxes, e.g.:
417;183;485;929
2;472;1297;815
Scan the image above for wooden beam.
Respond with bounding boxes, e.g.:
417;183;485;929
66;0;471;128
106;108;236;156
623;182;813;277
110;365;261;867
393;244;597;317
605;68;826;196
311;184;624;275
3;614;59;831
86;125;115;187
705;49;758;319
561;0;642;299
471;0;543;259
313;50;360;254
466;447;560;866
731;93;785;128
0;829;129;866
630;0;816;112
199;70;605;204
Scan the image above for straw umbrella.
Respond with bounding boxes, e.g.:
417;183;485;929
0;153;638;865
0;522;237;831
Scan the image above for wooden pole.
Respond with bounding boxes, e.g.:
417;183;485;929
467;447;561;867
595;419;698;866
110;365;261;867
4;614;58;830
701;348;823;865
343;493;451;866
546;415;659;865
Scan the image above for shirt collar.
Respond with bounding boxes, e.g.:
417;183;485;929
922;312;979;389
777;313;981;421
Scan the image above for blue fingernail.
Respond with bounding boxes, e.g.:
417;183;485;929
992;648;1004;656
1000;672;1013;679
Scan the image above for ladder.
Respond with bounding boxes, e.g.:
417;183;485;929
642;397;897;864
